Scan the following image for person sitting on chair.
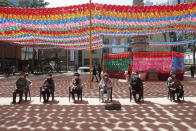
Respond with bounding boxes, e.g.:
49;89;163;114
166;72;181;102
99;73;112;103
41;73;55;103
69;72;82;102
171;77;184;102
12;73;27;104
130;72;143;103
23;74;32;101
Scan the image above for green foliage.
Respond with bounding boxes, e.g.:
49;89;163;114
30;0;49;8
18;0;49;8
0;0;15;7
41;55;60;65
18;0;31;8
183;33;196;41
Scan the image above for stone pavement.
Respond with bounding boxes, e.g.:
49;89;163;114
0;73;196;131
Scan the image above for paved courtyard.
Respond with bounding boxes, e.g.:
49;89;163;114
0;73;196;131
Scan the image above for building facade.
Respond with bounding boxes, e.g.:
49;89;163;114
0;41;21;72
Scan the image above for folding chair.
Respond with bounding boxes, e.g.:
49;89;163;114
99;86;112;101
40;86;54;102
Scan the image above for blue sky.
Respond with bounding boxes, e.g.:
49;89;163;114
45;0;168;7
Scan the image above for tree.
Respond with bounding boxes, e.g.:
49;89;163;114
0;0;15;7
18;0;31;8
18;0;49;8
18;0;50;73
31;0;49;8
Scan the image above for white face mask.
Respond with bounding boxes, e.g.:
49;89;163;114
133;75;138;78
47;76;51;79
103;76;108;79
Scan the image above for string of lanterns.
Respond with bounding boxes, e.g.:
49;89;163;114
0;2;195;49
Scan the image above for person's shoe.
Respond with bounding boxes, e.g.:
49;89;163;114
11;101;16;104
72;98;75;102
18;101;22;104
43;100;47;103
177;98;181;102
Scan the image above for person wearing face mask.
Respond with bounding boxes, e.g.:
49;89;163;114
12;72;27;104
99;73;112;102
167;72;184;102
130;72;143;103
69;72;82;101
41;73;55;103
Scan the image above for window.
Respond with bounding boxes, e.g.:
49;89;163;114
103;49;109;54
103;38;109;44
84;59;89;66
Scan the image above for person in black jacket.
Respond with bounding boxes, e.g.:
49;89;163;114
69;73;82;101
130;72;143;103
41;73;55;103
12;73;27;104
167;72;184;102
97;64;102;81
190;65;195;78
92;66;98;82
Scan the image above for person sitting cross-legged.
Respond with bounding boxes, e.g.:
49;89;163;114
99;73;112;103
41;73;55;103
69;73;82;102
12;73;27;104
130;72;143;103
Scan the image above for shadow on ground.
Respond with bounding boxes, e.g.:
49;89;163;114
0;101;196;131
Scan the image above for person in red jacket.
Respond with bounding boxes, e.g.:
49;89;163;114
128;64;132;81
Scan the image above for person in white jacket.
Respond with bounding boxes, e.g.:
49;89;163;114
99;73;112;102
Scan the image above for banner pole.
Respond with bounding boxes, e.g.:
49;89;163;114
89;0;92;88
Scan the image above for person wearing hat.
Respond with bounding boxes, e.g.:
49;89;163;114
167;71;177;89
130;71;143;103
69;72;82;101
41;73;55;103
99;73;112;102
12;72;28;104
167;71;184;102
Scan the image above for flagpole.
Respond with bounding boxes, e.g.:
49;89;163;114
89;0;92;88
